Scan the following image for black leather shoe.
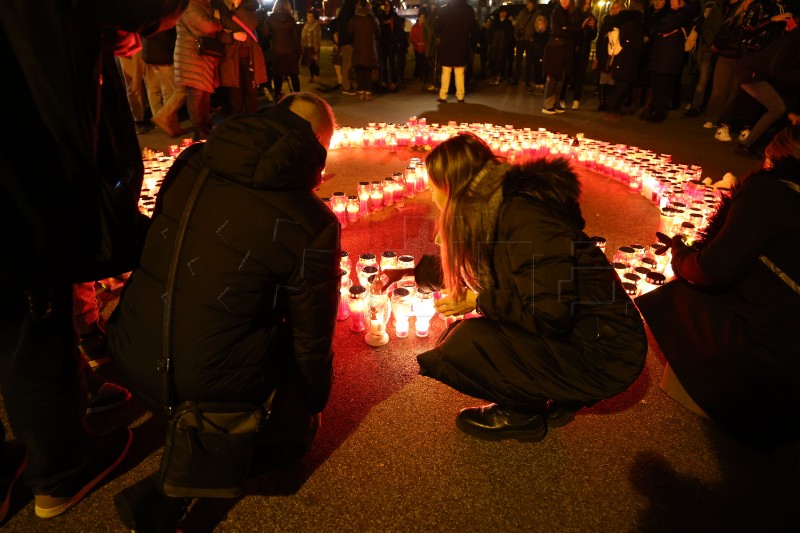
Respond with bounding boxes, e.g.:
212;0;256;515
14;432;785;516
455;404;547;442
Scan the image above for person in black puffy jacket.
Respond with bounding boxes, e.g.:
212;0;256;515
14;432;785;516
108;92;340;527
374;133;647;442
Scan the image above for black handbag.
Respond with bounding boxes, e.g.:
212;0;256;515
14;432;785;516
156;166;276;499
197;35;224;58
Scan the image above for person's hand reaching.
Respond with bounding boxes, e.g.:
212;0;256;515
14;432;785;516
434;290;477;317
654;232;688;255
371;268;414;293
233;31;247;42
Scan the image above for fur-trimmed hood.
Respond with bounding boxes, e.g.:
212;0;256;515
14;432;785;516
502;157;585;230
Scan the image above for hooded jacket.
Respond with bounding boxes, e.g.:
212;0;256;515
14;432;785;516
416;158;647;406
108;104;341;415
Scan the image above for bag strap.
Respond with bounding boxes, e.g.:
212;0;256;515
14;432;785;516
162;166;211;417
160;166;278;418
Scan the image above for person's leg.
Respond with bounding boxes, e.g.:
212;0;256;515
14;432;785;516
454;66;466;101
605;79;630;116
439;65;452;100
739;81;786;149
689;50;713;111
512;44;523;84
0;281;130;513
341;44;354;90
144;64;163;118
117;53;146;123
153;67;187;134
543;75;559;109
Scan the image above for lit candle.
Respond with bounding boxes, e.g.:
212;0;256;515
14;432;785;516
413;289;435;337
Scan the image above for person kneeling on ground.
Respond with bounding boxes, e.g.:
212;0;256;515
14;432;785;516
374;133;648;442
108;92;340;530
636;123;800;451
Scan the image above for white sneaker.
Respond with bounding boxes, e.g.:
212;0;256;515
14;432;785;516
572;100;580;110
559;100;566;109
738;129;750;142
715;125;732;142
703;121;715;129
542;108;557;115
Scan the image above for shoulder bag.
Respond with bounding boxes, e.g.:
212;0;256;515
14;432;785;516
157;166;276;499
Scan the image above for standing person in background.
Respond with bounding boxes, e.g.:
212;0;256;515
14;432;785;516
376;1;404;92
0;0;187;522
219;0;268;115
175;0;224;141
143;27;189;137
331;31;344;89
636;0;672;117
373;133;647;442
542;0;581;114
684;0;724;117
642;0;694;123
349;0;381;100
118;48;152;134
487;7;515;86
559;0;596;109
701;0;746;131
410;11;431;84
423;0;441;92
595;0;624;111
529;13;551;94
435;0;479;102
604;0;647;120
337;0;358;95
301;10;322;83
512;0;543;89
263;0;301;100
475;16;492;81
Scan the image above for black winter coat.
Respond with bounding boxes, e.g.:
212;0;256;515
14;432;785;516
108;105;341;415
350;6;380;68
636;160;800;449
416;159;647;408
611;9;645;83
543;5;580;78
434;0;479;67
647;4;694;74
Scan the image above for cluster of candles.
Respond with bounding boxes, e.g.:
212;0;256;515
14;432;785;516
141;120;729;329
322;159;429;228
338;250;444;347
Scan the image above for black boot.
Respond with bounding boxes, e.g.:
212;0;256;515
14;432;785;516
597;84;608;111
546;399;584;428
455;403;547;442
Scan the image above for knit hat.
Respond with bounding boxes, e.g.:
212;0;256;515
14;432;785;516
764;124;800;163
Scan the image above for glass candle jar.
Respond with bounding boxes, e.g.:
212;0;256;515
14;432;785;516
356;253;377;276
413;289;436;337
338;274;352;321
348;285;367;332
380;251;398;270
370;181;384;211
590;236;607;253
359;265;379;289
340;251;352;278
358;182;371;215
346;195;360;223
364;290;391;347
331;191;347;226
391;287;412;338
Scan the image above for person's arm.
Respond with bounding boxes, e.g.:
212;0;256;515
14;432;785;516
671;177;787;286
476;198;577;336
